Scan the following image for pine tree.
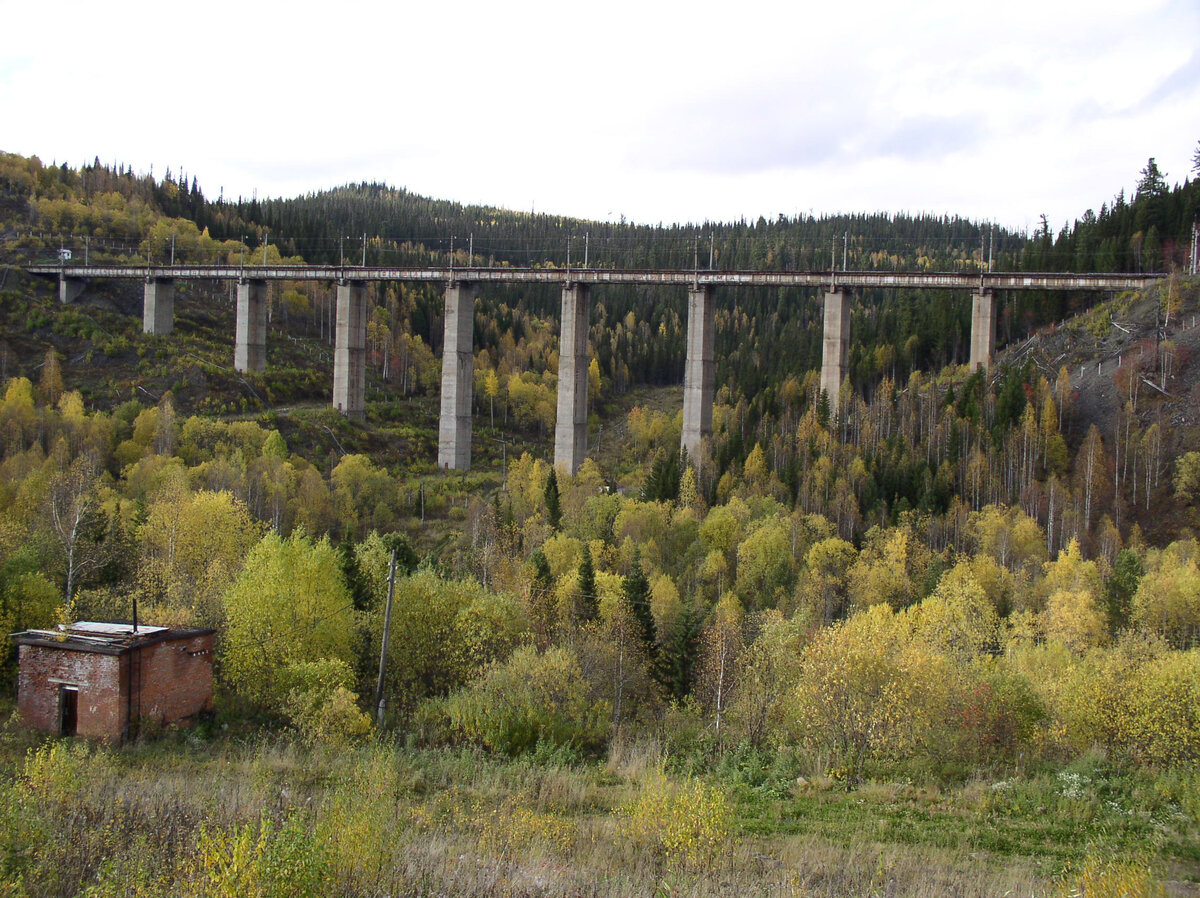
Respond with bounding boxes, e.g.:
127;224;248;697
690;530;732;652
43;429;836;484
1136;158;1168;199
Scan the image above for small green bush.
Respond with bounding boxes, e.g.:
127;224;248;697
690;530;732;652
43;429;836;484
622;768;731;870
442;645;610;755
182;813;330;897
1054;853;1167;898
280;659;372;748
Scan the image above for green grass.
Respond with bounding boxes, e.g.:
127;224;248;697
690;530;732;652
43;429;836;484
1;708;1197;897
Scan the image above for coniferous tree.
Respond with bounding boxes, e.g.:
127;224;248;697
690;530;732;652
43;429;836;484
384;532;421;576
544;467;561;531
641;449;681;502
657;597;703;699
1107;548;1144;634
574;544;597;625
529;548;556;646
339;538;373;612
1136;158;1169;199
622;552;656;657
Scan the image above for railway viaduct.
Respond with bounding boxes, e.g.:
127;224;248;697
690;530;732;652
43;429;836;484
29;263;1158;474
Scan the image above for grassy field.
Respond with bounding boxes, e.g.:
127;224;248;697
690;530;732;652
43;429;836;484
2;705;1197;898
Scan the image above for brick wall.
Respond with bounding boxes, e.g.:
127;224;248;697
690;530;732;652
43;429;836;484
134;632;215;725
17;631;215;741
17;645;123;739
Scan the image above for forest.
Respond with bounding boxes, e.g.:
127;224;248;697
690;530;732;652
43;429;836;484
1;147;1200;895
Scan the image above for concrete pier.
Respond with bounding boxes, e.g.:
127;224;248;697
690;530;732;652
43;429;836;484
234;279;267;373
554;284;591;475
437;281;478;470
142;278;175;335
333;280;368;416
59;276;85;304
969;291;996;371
681;286;715;467
820;290;850;410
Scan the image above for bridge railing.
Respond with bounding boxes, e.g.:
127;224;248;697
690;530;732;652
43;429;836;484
17;259;1160;293
0;232;1178;284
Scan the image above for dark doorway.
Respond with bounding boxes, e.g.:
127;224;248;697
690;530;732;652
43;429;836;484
59;686;78;736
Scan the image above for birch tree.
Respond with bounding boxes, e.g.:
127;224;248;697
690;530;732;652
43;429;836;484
44;454;104;603
695;595;744;736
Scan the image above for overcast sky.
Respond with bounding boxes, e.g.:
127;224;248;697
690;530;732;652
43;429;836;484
2;0;1197;234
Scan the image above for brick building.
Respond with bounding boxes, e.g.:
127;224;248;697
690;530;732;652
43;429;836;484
13;622;215;741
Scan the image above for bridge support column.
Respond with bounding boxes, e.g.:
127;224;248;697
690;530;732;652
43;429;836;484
59;276;85;305
333;280;368;417
554;284;591;475
969;291;996;372
143;278;175;335
438;281;478;470
820;290;850;412
681;285;714;468
234;279;267;373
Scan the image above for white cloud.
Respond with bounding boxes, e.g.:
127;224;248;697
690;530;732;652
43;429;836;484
2;0;1196;231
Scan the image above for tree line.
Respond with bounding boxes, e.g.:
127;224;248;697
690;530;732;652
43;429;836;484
3;367;1200;774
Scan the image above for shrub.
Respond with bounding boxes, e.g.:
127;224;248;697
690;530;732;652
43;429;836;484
1114;650;1200;766
281;659;372;747
791;600;1047;774
1055;854;1167;898
370;570;528;714
476;798;578;856
622;769;731;870
314;745;405;883
442;644;610;755
182;813;329;897
1042;636;1200;765
948;661;1045;763
789;604;939;772
20;741;113;804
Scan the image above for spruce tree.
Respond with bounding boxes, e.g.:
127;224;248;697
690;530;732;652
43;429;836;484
1106;548;1144;634
529;548;556;645
641;449;681;502
544;467;561;530
622;553;656;657
658;597;702;699
574;544;597;625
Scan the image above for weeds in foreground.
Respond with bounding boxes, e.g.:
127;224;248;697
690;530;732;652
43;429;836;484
0;725;1196;897
1055;854;1169;898
622;767;732;871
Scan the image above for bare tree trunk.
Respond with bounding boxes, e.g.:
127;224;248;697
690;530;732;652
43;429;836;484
1046;478;1057;556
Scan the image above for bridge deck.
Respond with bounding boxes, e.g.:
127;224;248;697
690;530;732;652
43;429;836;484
26;265;1157;292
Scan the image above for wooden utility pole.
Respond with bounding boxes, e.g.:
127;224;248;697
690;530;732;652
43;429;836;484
374;548;397;729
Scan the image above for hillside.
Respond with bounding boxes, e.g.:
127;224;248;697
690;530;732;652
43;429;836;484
4;150;1200;897
3;148;1200;547
993;276;1200;540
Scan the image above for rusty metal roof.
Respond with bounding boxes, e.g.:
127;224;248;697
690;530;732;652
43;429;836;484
70;622;170;638
11;621;215;655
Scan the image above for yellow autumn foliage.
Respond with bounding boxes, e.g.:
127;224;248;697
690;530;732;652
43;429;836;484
623;769;731;870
